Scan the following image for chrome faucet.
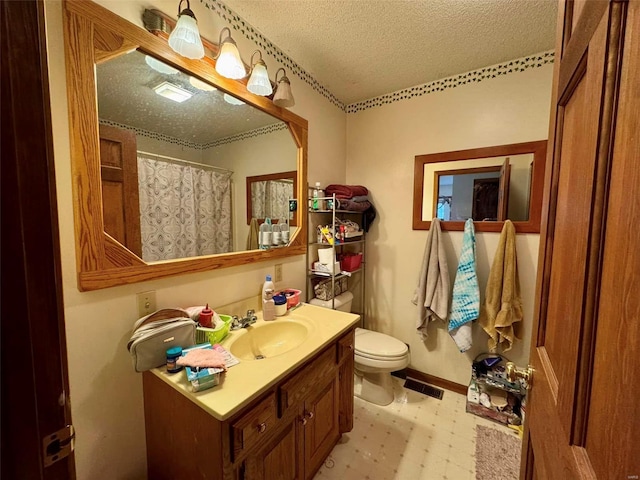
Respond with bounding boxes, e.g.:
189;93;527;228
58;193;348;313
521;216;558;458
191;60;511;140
231;309;257;330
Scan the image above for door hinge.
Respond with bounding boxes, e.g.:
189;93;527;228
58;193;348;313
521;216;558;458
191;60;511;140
43;425;75;467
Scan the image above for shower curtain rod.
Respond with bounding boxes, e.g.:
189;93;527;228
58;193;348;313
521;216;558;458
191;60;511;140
137;150;233;175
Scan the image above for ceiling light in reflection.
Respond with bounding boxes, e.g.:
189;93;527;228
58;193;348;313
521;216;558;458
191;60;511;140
153;81;193;103
189;76;217;91
223;93;245;106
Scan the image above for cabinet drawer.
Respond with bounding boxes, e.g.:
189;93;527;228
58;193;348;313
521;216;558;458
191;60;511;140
279;345;336;416
337;329;355;364
231;393;277;460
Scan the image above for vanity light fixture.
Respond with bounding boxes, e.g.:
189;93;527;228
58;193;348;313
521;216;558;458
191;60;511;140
145;55;179;74
247;50;273;96
153;81;193;103
223;93;245;106
189;76;217;92
215;27;246;80
273;68;295;107
167;0;205;60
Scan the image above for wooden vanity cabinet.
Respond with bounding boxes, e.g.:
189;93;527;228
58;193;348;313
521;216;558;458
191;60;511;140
143;328;355;480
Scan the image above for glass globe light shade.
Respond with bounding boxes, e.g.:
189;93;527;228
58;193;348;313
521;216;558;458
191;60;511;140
168;13;204;60
247;61;273;96
215;41;246;79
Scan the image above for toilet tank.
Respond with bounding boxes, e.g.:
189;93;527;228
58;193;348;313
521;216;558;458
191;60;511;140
309;291;354;312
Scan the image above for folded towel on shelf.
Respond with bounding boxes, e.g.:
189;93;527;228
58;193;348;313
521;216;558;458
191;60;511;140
351;195;370;203
480;220;523;352
448;219;480;352
325;184;368;199
336;198;371;211
412;218;450;339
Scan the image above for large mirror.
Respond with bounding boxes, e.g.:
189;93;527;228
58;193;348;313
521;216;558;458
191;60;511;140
413;141;546;233
64;1;307;290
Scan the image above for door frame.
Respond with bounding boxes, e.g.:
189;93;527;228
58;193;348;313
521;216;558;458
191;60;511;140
1;0;75;478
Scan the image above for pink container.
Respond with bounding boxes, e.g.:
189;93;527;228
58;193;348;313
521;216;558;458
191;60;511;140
279;289;301;309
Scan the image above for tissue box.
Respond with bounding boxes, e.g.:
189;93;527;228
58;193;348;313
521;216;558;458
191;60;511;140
313;261;342;275
182;343;225;392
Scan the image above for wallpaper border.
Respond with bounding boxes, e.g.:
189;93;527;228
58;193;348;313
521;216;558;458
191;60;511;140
347;51;555;114
99;119;289;150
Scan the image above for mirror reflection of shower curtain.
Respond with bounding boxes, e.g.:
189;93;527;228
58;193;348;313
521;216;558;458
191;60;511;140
137;156;233;261
251;180;292;221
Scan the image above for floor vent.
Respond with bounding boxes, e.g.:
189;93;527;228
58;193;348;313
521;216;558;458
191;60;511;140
404;378;444;400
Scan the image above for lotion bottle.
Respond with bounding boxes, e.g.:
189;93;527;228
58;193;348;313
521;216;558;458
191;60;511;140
262;275;276;321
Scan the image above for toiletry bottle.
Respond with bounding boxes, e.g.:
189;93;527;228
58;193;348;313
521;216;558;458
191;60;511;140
280;218;290;244
272;221;282;246
199;304;213;328
259;219;272;249
262;275;276;321
312;183;320;210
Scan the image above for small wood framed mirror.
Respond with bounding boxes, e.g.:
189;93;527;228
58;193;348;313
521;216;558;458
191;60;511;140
412;141;547;233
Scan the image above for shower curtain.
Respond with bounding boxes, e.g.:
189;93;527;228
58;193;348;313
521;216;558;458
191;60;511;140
251;179;293;221
137;155;232;261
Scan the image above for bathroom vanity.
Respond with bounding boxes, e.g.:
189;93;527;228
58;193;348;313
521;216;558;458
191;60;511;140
143;305;358;480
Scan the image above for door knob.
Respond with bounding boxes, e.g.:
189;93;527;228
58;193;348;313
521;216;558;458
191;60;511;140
505;362;534;386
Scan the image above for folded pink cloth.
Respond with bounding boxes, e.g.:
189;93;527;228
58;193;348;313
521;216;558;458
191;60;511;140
177;349;226;369
325;184;368;199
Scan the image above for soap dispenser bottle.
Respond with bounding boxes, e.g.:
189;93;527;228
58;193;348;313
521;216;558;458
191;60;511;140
262;275;276;321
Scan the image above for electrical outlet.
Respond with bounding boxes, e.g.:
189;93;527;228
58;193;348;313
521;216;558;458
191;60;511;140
136;291;156;318
274;264;283;282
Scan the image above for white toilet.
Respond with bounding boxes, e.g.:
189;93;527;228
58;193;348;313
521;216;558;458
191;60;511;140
353;328;409;406
309;291;410;406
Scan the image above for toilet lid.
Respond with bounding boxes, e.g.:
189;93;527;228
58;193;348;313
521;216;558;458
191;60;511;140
355;328;408;358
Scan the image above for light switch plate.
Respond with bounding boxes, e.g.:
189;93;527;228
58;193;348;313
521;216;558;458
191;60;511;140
137;291;156;318
274;264;283;282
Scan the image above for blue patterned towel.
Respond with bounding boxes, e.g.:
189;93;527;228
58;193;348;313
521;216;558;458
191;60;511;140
448;219;480;352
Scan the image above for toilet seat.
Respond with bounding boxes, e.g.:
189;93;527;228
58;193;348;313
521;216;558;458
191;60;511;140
354;328;408;360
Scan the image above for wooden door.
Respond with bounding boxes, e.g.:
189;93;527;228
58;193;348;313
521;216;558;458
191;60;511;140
524;1;640;478
1;0;75;477
303;377;339;479
497;157;511;221
99;124;142;257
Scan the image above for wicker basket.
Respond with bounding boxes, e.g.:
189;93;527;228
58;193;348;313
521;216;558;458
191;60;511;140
312;276;348;301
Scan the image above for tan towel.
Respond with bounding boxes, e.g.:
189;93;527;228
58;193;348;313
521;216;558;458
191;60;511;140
480;220;523;352
246;218;259;250
412;218;450;339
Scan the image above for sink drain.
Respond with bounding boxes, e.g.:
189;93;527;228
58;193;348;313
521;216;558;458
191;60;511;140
255;354;266;360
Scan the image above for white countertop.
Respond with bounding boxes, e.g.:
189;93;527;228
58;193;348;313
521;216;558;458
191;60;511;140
148;304;360;421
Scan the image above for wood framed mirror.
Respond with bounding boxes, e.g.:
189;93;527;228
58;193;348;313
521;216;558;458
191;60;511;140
63;0;308;291
246;171;298;227
412;141;547;233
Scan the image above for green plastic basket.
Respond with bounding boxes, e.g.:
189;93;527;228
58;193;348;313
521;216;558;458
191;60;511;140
195;314;232;345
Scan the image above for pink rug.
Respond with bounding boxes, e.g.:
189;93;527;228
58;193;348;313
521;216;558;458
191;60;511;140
475;425;521;480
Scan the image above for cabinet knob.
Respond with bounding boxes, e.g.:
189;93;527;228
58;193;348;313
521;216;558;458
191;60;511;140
347;344;354;350
257;422;267;434
305;411;314;420
300;416;307;426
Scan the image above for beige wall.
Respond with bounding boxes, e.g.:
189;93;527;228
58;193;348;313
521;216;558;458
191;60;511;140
346;65;553;386
45;1;346;478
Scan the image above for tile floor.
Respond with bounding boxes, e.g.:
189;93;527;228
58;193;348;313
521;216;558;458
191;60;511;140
314;378;519;480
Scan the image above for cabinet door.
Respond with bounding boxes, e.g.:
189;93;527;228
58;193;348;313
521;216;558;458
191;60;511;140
244;416;302;480
303;376;340;479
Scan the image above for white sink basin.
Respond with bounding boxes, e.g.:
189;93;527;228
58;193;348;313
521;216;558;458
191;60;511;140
228;320;310;360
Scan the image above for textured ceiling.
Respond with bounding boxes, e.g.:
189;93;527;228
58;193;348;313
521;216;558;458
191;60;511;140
222;0;557;104
96;50;282;145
